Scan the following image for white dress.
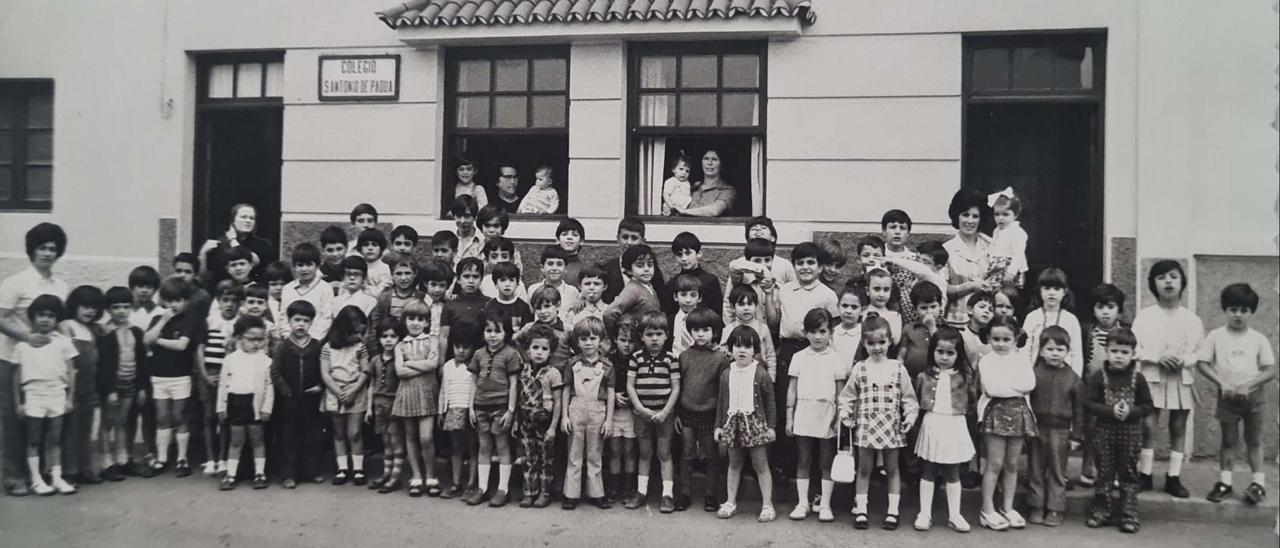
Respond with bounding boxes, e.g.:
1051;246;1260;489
788;346;849;439
1133;305;1203;410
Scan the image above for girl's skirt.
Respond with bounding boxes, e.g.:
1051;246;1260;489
980;397;1037;438
915;412;975;464
226;393;257;426
792;399;838;439
392;375;438;418
441;407;469;432
321;382;368;414
721;412;774;449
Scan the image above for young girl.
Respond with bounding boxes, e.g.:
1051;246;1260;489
15;295;78;495
321;305;370;486
516;324;564;508
1023;268;1083;377
97;287;147;482
976;315;1037;530
993;286;1020;323
215;316;274;491
786;308;849;522
467;310;523;507
661;155;692;216
1132;260;1202;497
60;285;104;485
987;187;1028;288
715;325;777;522
394;301;442;497
864;269;903;343
912;326;976;532
722;284;778;380
560;317;615;509
607;316;639;504
365;318;406;493
438;326;479;499
831;284;865;367
838;316;920;530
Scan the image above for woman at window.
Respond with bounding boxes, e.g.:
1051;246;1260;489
943;189;997;315
673;150;737;218
199;203;275;285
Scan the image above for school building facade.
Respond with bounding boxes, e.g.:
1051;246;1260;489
0;1;1276;455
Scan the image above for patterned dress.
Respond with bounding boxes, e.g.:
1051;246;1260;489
517;362;563;497
391;333;439;418
839;359;919;450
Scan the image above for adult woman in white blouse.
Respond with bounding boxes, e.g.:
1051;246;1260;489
943;190;997;323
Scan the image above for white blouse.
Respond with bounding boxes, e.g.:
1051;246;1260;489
1133;305;1204;386
727;363;757;414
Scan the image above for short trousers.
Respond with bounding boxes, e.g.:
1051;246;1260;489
22;388;68;418
633;409;675;440
1217;391;1264;424
371;394;396;434
225;393;257;426
114;376;139;401
678;408;716;440
198;374;220;415
151;376;192;401
610;406;636;439
441;407;469;432
473;407;510;436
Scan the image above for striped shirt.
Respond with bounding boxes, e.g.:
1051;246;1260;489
203;311;236;375
627;349;681;411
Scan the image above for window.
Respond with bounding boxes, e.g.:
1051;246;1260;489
628;42;765;218
0;80;54;210
200;59;284;101
443;47;569;217
965;36;1103;97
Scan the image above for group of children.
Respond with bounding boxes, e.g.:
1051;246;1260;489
8;193;1275;537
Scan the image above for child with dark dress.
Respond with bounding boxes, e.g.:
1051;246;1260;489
365;317;406;493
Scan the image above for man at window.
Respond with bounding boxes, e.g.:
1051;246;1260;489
671;150;736;218
493;165;522;215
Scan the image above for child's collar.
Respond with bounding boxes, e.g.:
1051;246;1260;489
289;334;312;346
495;294;517;305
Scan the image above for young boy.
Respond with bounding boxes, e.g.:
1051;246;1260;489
881;209;914;259
518;286;572;375
961;291;995;368
466;309;523;507
450;195;485;263
215;315;274;490
261;261;293;334
897;282;944;377
1028;327;1084;527
1083;327;1153;534
385;225;419;267
430;230;459;266
883;240;950;327
172;253;212;319
676;307;728;512
478;206;524;272
127;265;164;332
332;256;378;320
483;262;533;337
144;277;204;477
279;243;334;341
195;280;243;477
515;324;564;508
607;316;640;503
356;228;391;296
817;239;849;294
437;257;489;363
850;235;886;288
345;203;379;256
1198;283;1276;505
15;295;79;495
479;237;529;302
125;265;163;477
269;301;325;488
668;232;723;319
555;218;586;287
419;260;453;337
527;245;579;325
569;265;608;327
743;216;796;287
98;286;149;482
722;238;778;321
603;245;662;335
1077;283;1126;487
319;225;349;290
222;246;255;287
240;284;276;348
669;275;702;356
625;311;681;513
453;157;489;210
602;218;669;309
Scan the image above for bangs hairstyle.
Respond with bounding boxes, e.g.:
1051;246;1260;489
1105;326;1138;349
744;216;777;241
672;273;702;294
743;238;775;259
419;259;454;285
802;307;833;333
571;316;608;352
966;290;995;309
671;231;702;254
1030;267;1075;310
1038;325;1072;351
540;244;568;265
25;222;68;259
819;239;846;267
214;279;245;301
993;193;1023;216
372;317;408;355
357;228;388;251
908;280;944;307
556;217;585;240
529;285;562;309
928;325;972;377
638;310;669;335
859;315;893;344
482;308;512;342
449;194;479;218
578;264;607;284
349;203;378;224
1147;259;1187;297
790;241;822;264
916;240;949;268
158;277;193;301
685;307;723;340
856;235;885;255
65;285;105;321
839;282;868;307
223;245;254;265
232;315;266;337
128;265;161;289
389;225;419;245
481;236;514;256
880;209;913;231
263;261;294;284
104;286;134;307
291;243;322;266
725;324;762;353
995;286;1022;319
285;300;317;320
327;305;368;349
244;283;269;301
340;255;368;277
520;323;560;353
448;323;482;349
401;300;432;322
455;257;484;277
1220;283;1259;312
320;225;348;246
621;244;656;272
490;261;520;282
1089;283;1126;311
27;294;63;321
987;314;1021;339
390;258;416;274
617;217;646;238
477;205;510;232
728;283;759;307
430;230;459;251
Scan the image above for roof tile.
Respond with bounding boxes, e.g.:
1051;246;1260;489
376;0;813;28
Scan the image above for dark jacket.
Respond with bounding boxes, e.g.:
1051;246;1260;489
898;322;932;377
1082;362;1153;426
666;265;723;319
95;325;149;399
368;287;426;333
600;254;672;313
270;336;323;400
1030;362;1084;434
914;366;978;416
715;361;777;431
1080;319;1130;375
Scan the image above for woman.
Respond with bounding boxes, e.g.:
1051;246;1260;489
674;150;737;218
199;203;275;285
943;189;996;319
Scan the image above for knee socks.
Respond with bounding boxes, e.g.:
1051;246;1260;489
498;464;512;492
175;432;189;462
945;481;964;520
795;478;810;507
156;428;172;463
820;479;834;510
1168;451;1184;476
478;464;491;492
918;479;935;517
1137;449;1154;475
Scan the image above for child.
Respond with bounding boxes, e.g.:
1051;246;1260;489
215;316;273;490
1083;327;1153;534
393;301;441;497
722;238;778;321
669;275;701;356
483;262;533;335
520;286;573;374
127;265;164;332
668;232;723;319
319;225;349;290
661;155;692;216
568;264;608;327
144;277;202;477
722;284;777;381
1027;326;1083;526
430;230;459;267
437;257;488;363
976;315;1036;530
385;225;418;267
240;286;276;349
453;156;489;209
1133;260;1202;496
97;287;148;482
884;239;950;326
607;316;639;504
881;209;914;259
1023;267;1083;377
357;228;391;296
222;246;254;287
518;165;561;214
1198;283;1276;504
839;315;920;530
831;284;865;368
962;291;995;368
365;317;406;493
1079;283;1126;486
603;244;662;335
676;308;727;512
624;311;680;513
743;216;797;286
320;305;370;486
555;218;586;286
864;268;902;343
852;235;886;286
988;187;1028;288
261;261;293;333
269;301;325;488
15;295;78;495
196;280;242;477
479;237;529;302
369;259;422;327
561;317;615;509
450;195;485;263
787;308;849;523
477;207;524;273
602;218;668;308
817;239;849;294
912;326;976;532
527;245;580;326
419;259;453;337
466;310;523;507
333;256;378;321
438;326;480;499
172;253;212;319
515;324;564;508
898;281;944;378
715;325;777;522
280;243;335;341
345;203;379;256
60;286;104;485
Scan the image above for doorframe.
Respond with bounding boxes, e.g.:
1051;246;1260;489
960;31;1107;286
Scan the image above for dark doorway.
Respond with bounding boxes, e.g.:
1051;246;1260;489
194;108;283;251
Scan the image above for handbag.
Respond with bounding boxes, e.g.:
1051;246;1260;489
831;426;857;484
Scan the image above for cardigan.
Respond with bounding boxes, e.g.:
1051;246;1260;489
95;324;149;398
914;366;977;416
217;351;275;420
715;360;777;430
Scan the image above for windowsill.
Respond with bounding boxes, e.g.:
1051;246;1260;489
630;215;755;225
0;206;52;213
435;213;569;222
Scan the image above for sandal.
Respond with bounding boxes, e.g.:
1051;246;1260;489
352;471;367;486
883;513;900;531
408;479;424;498
332;470;349;486
980;510;1009;531
716;502;737;519
425;479;442;497
758;505;776;523
853;513;869;530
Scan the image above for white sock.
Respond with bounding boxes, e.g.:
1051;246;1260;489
795;479;810;507
637;475;650;495
918;480;935;518
945;481;964;520
1169;451;1184;476
888;494;901;515
155;428;172;463
820;480;834;509
1253;472;1266;485
175;432;190;461
478;464;491;491
254;457;265;475
27;456;42;481
50;465;64;481
1138;449;1154;475
227;459;239;476
353;454;364;471
662;480;673;497
498;464;512;491
1220;470;1234;486
335;455;348;470
854;494;868;514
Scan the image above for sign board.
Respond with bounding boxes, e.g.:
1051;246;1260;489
318;55;400;101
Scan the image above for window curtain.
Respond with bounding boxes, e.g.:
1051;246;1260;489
637;137;666;215
750;136;764;216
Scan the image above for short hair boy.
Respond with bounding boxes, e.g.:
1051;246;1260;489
527;245;579;324
147;276;202;475
602;218;669;309
386;225;419;264
319;225;349;284
669;274;703;356
450;195;484;262
272;299;325;484
624;311;680;512
674;306;726;510
127;265;164;331
570;264;609;327
555;218;585;286
603;245;662;334
430;230;459;266
668;232;723;320
347;203;379;253
880;209;913;257
897;281;945;377
280;243;334;340
483;262;533;336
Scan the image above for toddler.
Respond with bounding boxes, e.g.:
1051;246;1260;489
661;155;692;215
987;187;1028;288
561;317;614;509
215;316;274;490
516;324;564;508
1083;327;1152;534
715;325;777;522
15;295;78;495
518;165;561;214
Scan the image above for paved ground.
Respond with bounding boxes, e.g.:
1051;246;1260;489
1;474;1275;548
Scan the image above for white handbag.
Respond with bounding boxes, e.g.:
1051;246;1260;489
831;426;857;484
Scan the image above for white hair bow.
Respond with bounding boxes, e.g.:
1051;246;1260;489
987;187;1016;208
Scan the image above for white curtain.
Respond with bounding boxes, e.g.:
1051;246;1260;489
637;138;666;215
750;136;764;216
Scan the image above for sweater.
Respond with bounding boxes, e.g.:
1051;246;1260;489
715;361;777;429
1030;362;1083;432
1082;363;1153;426
603;278;661;333
677;345;729;412
667;266;723;319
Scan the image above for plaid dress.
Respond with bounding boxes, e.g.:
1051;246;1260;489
848;360;917;449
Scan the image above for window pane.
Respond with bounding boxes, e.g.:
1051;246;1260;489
26;166;51;201
680;55;718;88
236;63;263;98
264;61;284;97
532;58;566;91
970;48;1009;90
0;167;10;201
0;131;9;162
0;96;12;128
530;95;566;128
678;93;717;127
1011;47;1054;89
638;94;676;127
721;93;758;127
456;96;490;128
722;55;759;88
495;59;528;92
640;56;676;89
457;60;491;92
26;130;52;163
1051;46;1093;90
27;94;53;128
207;64;234;98
493;96;527;128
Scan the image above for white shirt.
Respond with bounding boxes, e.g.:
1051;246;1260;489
280;277;334;341
671;309;694;356
333;289;377;319
789;346;850;402
1198;326;1276;389
727;362;757;414
0;266;68;362
1023;307;1084;377
518;186;560;214
977;349;1035;420
1133;305;1204;386
440;358;474;411
990;221;1029;276
830;323;862;368
365;260;392;297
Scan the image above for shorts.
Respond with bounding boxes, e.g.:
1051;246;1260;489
225;393;257;426
633;409;675;440
22;388;68;418
371;394;396;434
114;376;139;401
610;407;636;439
151;376;192;401
198;374;220;415
678;408;716;441
442;407;470;432
1217;391;1264;424
473;407;510;436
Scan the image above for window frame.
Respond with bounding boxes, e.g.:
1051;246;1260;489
962;32;1107;103
0;79;55;211
196;52;285;108
625;41;768;221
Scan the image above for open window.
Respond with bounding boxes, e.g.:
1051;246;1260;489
443;46;569;217
627;42;766;219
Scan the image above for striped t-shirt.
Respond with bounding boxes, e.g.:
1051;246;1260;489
203;312;236;376
627;349;681;411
